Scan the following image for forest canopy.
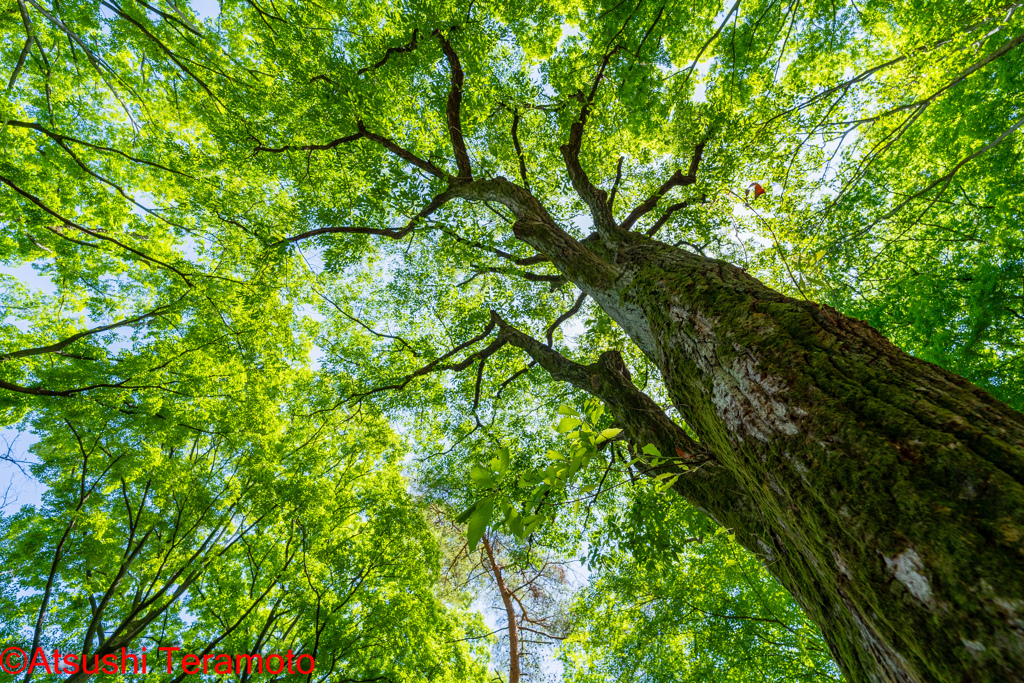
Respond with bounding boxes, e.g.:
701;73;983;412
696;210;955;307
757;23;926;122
1;0;1022;681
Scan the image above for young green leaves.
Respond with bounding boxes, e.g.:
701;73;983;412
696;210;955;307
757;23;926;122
458;399;626;548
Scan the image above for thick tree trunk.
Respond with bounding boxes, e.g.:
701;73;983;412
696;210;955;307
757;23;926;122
459;174;1024;681
479;181;1024;681
586;235;1024;682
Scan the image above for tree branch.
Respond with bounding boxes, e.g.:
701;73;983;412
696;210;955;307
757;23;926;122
646;195;707;237
607;156;624;209
560;47;623;243
435;30;473;179
511;108;530;190
544;292;587;346
253;131;363;155
357;120;451;179
277;188;457;244
357;29;419;76
495;314;709;465
2;302;178;361
0;175;194;285
621;141;705;231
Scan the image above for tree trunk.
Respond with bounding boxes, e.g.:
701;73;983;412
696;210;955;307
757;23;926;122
482;534;521;683
595;236;1024;682
480;181;1024;682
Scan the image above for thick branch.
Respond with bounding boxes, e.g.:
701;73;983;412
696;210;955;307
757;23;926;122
511;109;530;190
447;177;620;291
559;47;622;242
495;315;708;464
435;30;473;179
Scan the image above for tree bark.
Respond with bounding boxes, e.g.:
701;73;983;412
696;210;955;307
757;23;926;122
482;534;521;683
473;175;1024;682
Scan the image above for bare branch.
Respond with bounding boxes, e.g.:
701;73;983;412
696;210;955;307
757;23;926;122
511;109;530;190
0;175;194;285
607;156;624;210
646;195;707;237
357;120;451;179
857;113;1024;237
435;30;473;179
465;265;564;286
560;47;623;241
2;303;178;361
278;188;457;244
357;29;419;76
348;312;506;400
621;141;705;231
544;292;587;346
673;0;740;92
253;131;363;155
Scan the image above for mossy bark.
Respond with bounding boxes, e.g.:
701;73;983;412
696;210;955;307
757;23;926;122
599;234;1024;682
470;176;1024;682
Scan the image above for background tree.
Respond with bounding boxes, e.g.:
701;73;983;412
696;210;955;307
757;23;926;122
0;331;489;682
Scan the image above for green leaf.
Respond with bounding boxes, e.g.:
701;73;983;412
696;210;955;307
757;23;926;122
454;502;478;524
641;444;661;457
508;513;525;539
470;464;493;488
657;474;681;492
467;499;494;551
595;427;622;443
556;417;582;432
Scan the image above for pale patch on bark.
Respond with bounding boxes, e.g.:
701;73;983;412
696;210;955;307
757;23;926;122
757;537;777;561
666;304;801;443
583;284;658;357
833;549;853;579
884;549;933;605
961;638;987;653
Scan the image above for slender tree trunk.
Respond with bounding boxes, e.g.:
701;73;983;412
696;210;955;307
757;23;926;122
474;178;1024;682
482;534;520;683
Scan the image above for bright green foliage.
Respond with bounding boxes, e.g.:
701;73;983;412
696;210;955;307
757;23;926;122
0;351;488;681
2;0;1022;679
561;532;843;682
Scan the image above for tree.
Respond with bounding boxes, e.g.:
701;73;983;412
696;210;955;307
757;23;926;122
2;0;1023;681
0;323;489;682
431;506;573;683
